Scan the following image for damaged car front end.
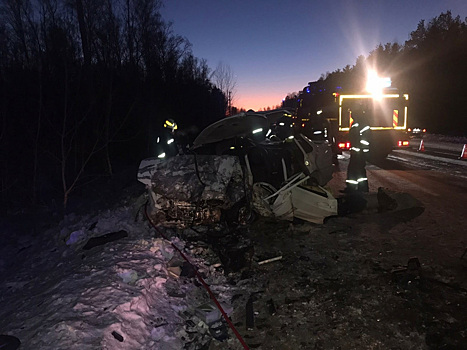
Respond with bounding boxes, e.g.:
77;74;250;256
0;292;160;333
138;154;250;228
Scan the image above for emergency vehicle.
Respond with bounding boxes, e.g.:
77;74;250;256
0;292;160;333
296;71;410;159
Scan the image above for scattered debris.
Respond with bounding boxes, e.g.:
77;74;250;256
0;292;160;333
391;257;423;286
195;302;233;325
167;266;182;278
111;331;124;342
167;256;184;278
165;279;187;298
208;321;229;342
117;269;139;284
214;233;254;273
266;298;276;315
258;255;282;265
82;230;128;250
180;261;197;278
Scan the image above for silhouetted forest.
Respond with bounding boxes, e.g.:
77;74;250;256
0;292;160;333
283;11;467;137
0;0;227;213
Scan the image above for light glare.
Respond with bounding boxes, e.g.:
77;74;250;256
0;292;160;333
366;70;391;98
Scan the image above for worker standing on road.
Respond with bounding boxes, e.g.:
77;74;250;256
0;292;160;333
345;112;370;192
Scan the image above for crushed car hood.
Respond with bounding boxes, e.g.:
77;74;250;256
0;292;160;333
192;112;269;147
138;155;247;227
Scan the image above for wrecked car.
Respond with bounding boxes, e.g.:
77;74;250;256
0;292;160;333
138;110;337;227
191;110;334;187
138;155;250;227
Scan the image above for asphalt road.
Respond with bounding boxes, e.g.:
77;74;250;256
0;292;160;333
329;149;467;287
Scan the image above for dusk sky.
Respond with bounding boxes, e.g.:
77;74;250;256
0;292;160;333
161;0;467;111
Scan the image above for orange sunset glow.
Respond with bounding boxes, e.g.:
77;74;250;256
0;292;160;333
236;93;286;112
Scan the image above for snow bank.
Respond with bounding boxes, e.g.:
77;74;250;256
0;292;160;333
0;195;242;349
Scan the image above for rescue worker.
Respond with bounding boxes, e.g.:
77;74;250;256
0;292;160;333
303;112;328;142
345;111;370;192
271;115;294;140
155;118;179;158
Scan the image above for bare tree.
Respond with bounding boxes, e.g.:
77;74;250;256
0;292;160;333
1;0;38;66
211;62;236;116
74;0;90;65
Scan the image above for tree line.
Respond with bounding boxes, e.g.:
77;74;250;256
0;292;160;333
0;0;229;214
283;11;467;136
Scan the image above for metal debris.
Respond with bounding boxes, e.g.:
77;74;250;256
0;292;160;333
255;173;337;224
111;331;124;342
195;302;233;325
258;255;283;265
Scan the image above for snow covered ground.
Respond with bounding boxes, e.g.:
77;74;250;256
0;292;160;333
0;190;252;349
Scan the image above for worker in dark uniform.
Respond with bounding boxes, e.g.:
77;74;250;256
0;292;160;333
345;112;370;192
302;112;328;142
155;118;180;159
271;115;294;141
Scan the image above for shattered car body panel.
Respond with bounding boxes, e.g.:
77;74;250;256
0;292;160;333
288;184;337;224
138;155;247;227
292;134;334;186
253;173;337;224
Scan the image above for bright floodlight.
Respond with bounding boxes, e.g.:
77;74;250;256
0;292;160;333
366;70;391;96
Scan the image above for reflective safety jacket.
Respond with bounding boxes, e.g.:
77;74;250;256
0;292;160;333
155;128;179;159
348;122;370;154
346;121;370;192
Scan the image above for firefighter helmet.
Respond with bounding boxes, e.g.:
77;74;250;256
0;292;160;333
164;118;178;132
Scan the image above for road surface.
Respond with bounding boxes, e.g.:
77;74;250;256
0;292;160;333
329;148;466;286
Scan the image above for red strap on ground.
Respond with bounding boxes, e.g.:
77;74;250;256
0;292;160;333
144;202;250;350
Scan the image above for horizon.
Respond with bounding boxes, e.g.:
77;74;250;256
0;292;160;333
161;0;467;111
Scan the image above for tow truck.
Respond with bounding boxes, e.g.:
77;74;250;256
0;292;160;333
296;71;411;159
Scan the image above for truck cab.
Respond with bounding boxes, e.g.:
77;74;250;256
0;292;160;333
296;72;411;160
337;90;410;159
